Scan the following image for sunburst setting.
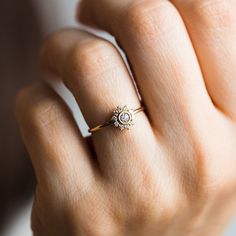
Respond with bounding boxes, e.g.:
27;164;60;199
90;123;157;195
111;106;135;130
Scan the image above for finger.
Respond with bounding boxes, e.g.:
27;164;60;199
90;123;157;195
77;0;215;135
41;29;159;180
16;82;96;193
171;0;236;119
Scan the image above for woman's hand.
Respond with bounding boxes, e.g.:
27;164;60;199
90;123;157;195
16;0;236;235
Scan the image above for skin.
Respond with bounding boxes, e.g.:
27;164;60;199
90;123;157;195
15;0;236;235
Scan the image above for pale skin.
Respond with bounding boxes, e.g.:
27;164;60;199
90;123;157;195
15;0;236;235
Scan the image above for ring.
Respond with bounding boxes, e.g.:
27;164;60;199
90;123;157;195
88;105;144;133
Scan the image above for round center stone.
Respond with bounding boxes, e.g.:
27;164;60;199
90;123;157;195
119;112;131;124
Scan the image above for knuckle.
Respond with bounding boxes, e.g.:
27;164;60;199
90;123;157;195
40;29;77;73
135;189;185;223
17;89;63;131
188;0;233;29
66;39;116;82
133;170;190;218
121;1;178;42
204;175;236;198
15;83;68;144
29;99;63;130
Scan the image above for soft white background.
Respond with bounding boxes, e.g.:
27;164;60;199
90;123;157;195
3;0;236;235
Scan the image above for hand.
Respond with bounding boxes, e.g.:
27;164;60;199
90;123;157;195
16;0;236;235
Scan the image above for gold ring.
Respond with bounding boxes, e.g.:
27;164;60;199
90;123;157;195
88;105;144;133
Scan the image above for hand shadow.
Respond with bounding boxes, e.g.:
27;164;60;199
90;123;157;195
0;0;43;233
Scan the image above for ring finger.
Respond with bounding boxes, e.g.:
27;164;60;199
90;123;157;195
41;29;158;181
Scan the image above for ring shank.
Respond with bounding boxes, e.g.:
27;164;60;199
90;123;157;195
133;107;145;115
88;121;112;133
88;106;144;133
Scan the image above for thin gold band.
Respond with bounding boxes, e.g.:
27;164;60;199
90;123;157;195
88;106;144;133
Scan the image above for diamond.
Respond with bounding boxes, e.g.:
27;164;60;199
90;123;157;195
112;116;117;121
114;121;119;127
120;112;130;123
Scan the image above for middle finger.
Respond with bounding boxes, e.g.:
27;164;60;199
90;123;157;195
78;0;215;135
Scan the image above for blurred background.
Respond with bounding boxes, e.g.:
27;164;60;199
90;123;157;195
0;0;236;235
